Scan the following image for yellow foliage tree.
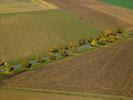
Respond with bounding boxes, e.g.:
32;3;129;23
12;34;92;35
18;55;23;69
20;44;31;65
91;40;97;46
103;29;112;37
107;35;116;43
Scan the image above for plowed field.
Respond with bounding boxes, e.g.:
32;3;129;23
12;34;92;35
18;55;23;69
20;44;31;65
45;0;133;31
3;39;133;97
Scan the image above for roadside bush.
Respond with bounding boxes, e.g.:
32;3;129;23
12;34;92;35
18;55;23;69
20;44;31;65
115;35;120;40
0;62;8;67
60;44;69;52
50;54;56;60
69;41;77;49
64;44;69;50
22;61;32;68
98;40;106;45
88;37;93;43
117;27;124;34
9;67;14;72
91;40;97;46
103;30;112;37
79;38;86;46
61;50;69;57
97;36;106;45
49;46;59;53
107;35;116;43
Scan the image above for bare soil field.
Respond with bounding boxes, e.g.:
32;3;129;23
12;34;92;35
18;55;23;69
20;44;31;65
45;0;133;31
2;39;133;97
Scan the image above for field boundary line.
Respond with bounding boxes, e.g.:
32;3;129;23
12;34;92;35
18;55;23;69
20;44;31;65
1;86;132;100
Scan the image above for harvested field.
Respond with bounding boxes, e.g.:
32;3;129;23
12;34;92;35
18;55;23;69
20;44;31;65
45;0;133;31
0;9;99;62
0;0;58;14
2;39;133;97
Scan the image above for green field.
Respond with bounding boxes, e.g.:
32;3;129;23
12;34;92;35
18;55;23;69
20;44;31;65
0;9;99;62
99;0;133;10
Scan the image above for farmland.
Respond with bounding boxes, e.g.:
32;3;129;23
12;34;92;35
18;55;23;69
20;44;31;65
1;0;133;100
45;0;133;31
0;0;58;14
0;9;99;62
2;39;133;97
99;0;133;10
2;87;130;100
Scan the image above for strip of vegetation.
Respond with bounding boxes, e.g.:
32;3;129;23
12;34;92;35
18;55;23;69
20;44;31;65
0;27;127;77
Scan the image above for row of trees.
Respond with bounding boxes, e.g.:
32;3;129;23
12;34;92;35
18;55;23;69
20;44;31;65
1;28;124;70
46;28;124;61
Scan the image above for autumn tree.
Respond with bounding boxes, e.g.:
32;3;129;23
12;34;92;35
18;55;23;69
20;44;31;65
91;40;97;46
79;38;86;46
48;46;59;53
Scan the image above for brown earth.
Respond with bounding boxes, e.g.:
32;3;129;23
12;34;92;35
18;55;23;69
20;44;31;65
2;39;133;97
44;0;133;31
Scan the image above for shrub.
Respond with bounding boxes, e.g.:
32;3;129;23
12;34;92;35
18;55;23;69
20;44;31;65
64;44;69;50
61;50;69;57
107;35;116;43
22;61;32;68
9;67;14;72
103;30;112;37
0;62;8;67
79;38;86;46
91;40;97;46
50;54;56;60
88;37;93;43
60;44;69;52
97;36;106;45
98;40;106;45
117;27;124;34
69;41;77;49
26;63;32;68
49;46;59;53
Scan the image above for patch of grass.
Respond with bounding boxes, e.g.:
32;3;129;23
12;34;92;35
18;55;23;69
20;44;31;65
99;0;133;10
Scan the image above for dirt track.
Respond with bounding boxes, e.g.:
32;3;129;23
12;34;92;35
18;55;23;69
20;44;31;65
3;39;133;97
44;0;133;31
